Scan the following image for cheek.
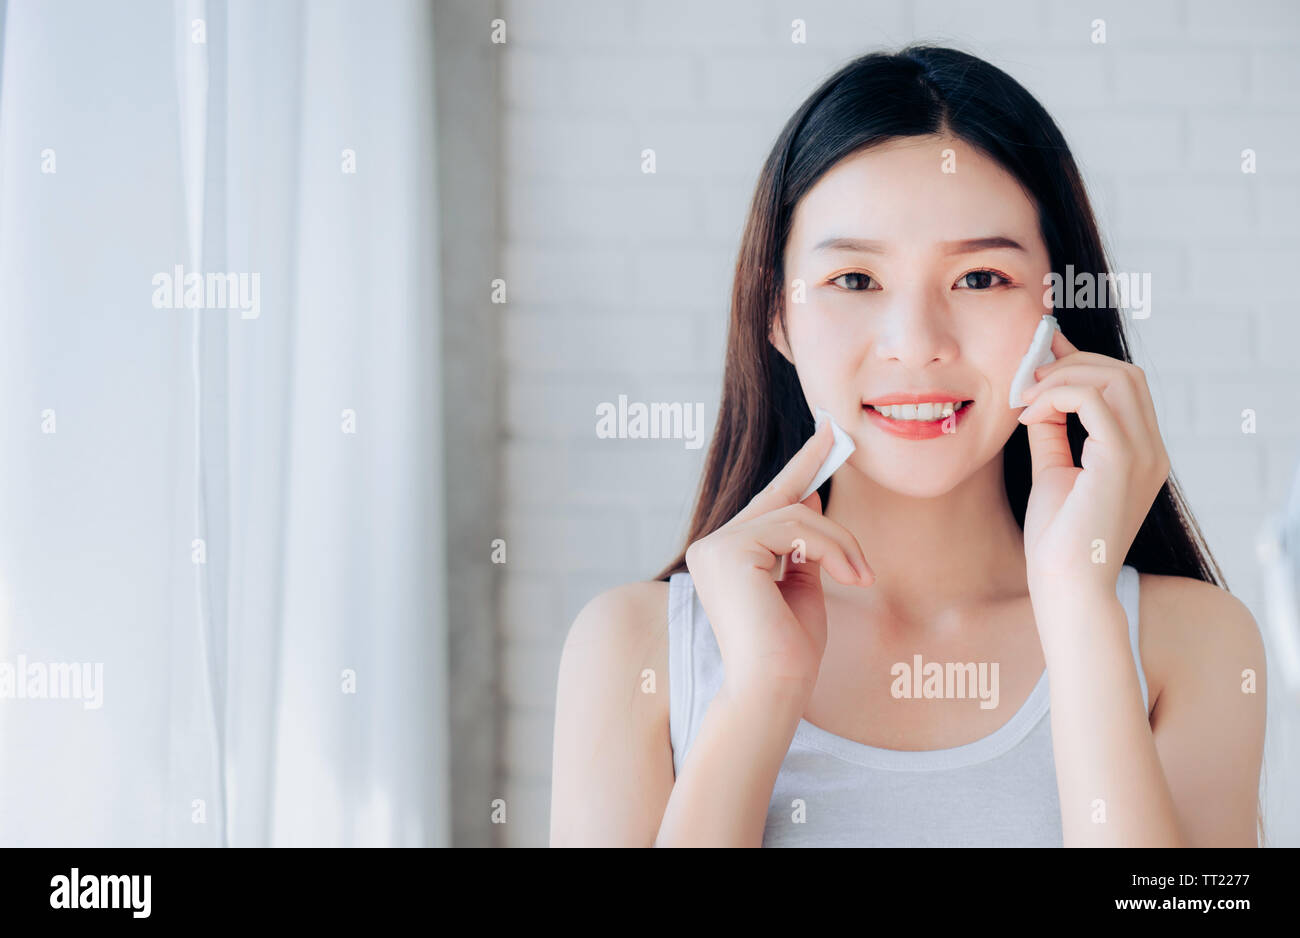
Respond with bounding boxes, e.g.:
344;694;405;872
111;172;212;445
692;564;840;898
988;343;1028;391
963;332;1034;403
793;350;856;408
787;299;859;367
976;292;1052;387
786;306;865;412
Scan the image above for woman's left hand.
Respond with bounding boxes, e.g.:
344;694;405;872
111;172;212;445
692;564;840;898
1016;327;1171;596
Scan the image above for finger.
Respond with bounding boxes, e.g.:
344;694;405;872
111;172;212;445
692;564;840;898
1030;336;1164;439
1020;325;1082;389
1021;362;1155;438
778;488;826;581
1019;383;1127;449
734;417;835;525
779;500;875;581
1018;372;1073;479
767;501;874;583
738;512;869;587
1048;325;1079;359
1033;349;1117;380
744;524;858;588
1023;412;1073;480
1024;361;1118;396
777;488;824;583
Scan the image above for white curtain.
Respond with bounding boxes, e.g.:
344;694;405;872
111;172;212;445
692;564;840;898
0;0;449;846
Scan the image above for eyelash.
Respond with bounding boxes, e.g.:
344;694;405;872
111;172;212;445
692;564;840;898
828;268;1015;292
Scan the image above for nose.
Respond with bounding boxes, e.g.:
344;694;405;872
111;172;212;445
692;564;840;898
871;289;959;368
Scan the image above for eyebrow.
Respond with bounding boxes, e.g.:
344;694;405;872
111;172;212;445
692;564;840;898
812;236;1027;255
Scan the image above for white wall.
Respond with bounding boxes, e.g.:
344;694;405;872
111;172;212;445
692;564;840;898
495;0;1300;846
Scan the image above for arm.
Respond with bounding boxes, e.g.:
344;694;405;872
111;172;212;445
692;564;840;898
654;678;806;848
1035;577;1266;847
548;581;809;847
549;583;676;847
1016;335;1264;846
1035;583;1184;846
1145;576;1266;846
553;421;871;846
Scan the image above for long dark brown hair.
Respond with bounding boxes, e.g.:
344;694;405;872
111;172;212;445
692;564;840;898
653;44;1226;593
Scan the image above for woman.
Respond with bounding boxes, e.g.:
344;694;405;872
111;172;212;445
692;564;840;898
549;45;1266;847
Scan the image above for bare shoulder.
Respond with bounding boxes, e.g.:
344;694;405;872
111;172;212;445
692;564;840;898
1136;571;1267;713
558;579;672;728
551;579;675;845
1135;570;1267;845
563;580;671;663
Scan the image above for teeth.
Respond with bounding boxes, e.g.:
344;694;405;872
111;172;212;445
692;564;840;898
869;401;966;421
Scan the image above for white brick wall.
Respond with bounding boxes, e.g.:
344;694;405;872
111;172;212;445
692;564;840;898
494;0;1300;846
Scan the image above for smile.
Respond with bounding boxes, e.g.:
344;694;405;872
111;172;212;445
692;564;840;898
866;400;973;421
862;399;975;440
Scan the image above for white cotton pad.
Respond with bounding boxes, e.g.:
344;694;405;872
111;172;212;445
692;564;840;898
799;407;858;502
1008;314;1060;408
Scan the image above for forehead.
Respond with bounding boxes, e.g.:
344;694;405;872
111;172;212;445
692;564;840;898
787;135;1042;253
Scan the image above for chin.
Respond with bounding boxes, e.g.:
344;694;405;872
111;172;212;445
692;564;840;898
851;456;974;499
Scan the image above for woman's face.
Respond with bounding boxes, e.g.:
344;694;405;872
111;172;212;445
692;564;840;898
775;134;1053;497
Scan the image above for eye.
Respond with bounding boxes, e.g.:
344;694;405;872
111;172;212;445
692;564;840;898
829;272;880;292
953;269;1012;290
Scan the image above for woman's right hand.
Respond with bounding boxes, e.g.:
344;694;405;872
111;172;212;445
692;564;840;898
683;417;874;701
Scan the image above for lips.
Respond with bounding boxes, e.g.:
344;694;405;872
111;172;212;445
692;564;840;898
862;398;975;440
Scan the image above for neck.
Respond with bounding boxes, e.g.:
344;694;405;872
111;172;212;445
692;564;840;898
822;453;1028;623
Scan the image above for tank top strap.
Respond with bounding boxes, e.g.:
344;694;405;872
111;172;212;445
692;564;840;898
1117;564;1150;714
666;571;696;777
666;570;726;777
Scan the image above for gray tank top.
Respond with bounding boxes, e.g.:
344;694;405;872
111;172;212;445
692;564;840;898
666;564;1150;847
